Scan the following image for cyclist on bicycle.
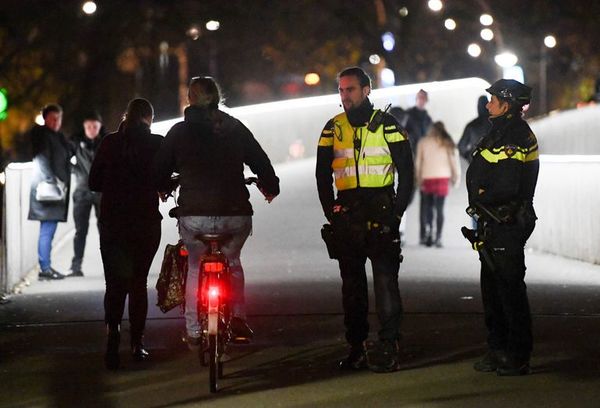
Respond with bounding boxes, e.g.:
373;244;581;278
155;76;279;348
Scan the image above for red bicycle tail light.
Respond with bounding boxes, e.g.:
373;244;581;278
208;286;219;299
203;261;224;273
179;246;189;257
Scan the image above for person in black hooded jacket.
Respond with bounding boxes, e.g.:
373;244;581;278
155;76;279;349
458;95;491;163
89;98;163;370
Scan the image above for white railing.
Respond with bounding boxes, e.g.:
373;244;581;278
528;155;600;264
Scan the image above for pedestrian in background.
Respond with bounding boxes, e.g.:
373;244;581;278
458;96;491;163
405;89;432;153
415;121;460;247
27;104;74;280
69;112;106;277
405;89;432;245
89;98;163;370
316;67;413;373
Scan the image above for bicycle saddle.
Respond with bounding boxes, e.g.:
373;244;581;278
195;233;232;244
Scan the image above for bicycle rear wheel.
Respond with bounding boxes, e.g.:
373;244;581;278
209;333;218;393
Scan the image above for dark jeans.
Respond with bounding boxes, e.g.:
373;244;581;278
333;192;403;345
480;223;532;359
338;254;402;344
100;221;161;342
71;191;101;272
420;192;446;242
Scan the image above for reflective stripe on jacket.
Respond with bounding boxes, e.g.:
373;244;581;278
318;110;405;190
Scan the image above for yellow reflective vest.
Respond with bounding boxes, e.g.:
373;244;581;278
318;110;406;191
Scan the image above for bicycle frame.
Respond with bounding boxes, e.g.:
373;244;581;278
197;237;231;393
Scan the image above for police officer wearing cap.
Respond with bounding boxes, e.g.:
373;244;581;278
465;79;539;376
316;67;414;373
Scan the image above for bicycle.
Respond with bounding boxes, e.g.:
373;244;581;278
169;177;267;393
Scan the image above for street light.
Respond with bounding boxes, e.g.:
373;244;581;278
540;35;557;114
444;18;456;30
479;14;493;26
494;51;518;68
480;28;494;41
467;43;482;58
369;54;381;65
206;20;220;31
82;1;97;15
428;0;443;12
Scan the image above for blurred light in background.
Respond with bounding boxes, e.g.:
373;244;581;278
205;20;220;31
35;114;44;125
428;0;443;12
82;1;97;15
304;73;320;86
382;32;395;51
369;54;381;65
480;28;494;41
467;43;482;57
479;14;493;26
503;65;525;82
380;68;395;87
444;18;456;30
544;35;557;48
398;7;409;17
494;51;518;68
187;26;200;40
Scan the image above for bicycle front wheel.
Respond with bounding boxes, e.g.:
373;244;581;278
209;333;218;393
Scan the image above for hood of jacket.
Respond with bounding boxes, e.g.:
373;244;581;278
477;95;489;117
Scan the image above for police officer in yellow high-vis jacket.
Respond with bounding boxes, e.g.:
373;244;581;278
465;79;539;376
316;67;414;373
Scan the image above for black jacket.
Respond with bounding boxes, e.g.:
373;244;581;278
466;112;539;208
27;125;74;221
405;106;432;152
154;106;280;216
89;123;163;224
458;96;491;162
315;99;414;221
71;128;107;194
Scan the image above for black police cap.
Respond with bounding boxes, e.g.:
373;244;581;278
486;79;532;106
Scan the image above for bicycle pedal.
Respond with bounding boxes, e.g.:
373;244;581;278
231;336;251;345
220;352;233;362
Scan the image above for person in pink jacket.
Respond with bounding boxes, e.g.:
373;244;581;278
415;121;460;247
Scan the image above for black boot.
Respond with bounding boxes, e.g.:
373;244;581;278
367;339;400;373
105;324;120;370
131;335;149;361
496;353;530;376
339;343;367;370
473;350;503;372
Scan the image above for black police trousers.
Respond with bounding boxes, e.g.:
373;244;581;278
71;190;101;272
480;223;532;359
100;221;161;342
332;192;403;346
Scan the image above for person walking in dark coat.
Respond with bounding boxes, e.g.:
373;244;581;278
27;104;74;280
89;98;163;370
69;112;106;277
458;96;491;163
